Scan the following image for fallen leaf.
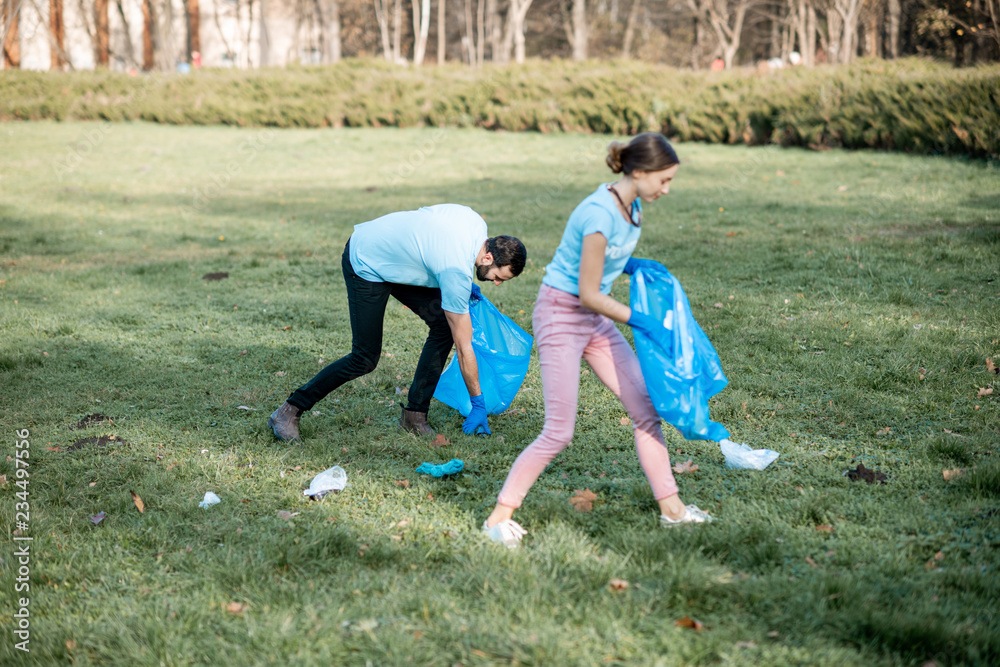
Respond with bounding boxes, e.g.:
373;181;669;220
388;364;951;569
395;386;408;395
395;519;409;528
934;550;945;562
282;326;292;331
815;524;834;533
987;358;997;374
431;434;450;448
238;349;247;356
608;578;630;591
569;488;598;512
876;427;892;435
978;387;994;397
943;428;966;438
674;616;704;632
714;302;724;308
236;405;254;411
341;447;349;454
276;510;299;520
130;490;145;513
767;630;780;638
942;468;966;481
672;458;699;474
89;512;106;525
805;556;819;568
274;371;286;376
226;602;247;614
619;417;630;426
0;474;6;486
394;479;410;489
66;640;77;650
845;462;888;484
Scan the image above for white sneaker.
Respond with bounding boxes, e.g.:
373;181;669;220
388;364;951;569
482;519;527;548
660;505;713;527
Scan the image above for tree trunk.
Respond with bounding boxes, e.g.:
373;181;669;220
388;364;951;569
437;0;445;63
690;14;702;68
49;0;63;68
621;0;639;58
412;0;430;64
500;0;532;63
686;0;750;69
186;0;199;63
95;0;109;66
3;0;20;69
571;0;586;60
476;0;484;65
463;0;475;65
142;0;153;70
373;0;392;61
392;0;402;62
115;0;136;67
485;0;500;60
886;0;899;57
328;0;339;62
806;3;816;65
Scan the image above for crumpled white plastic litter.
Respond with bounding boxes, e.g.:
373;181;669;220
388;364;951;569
719;438;779;470
303;466;347;499
199;491;221;508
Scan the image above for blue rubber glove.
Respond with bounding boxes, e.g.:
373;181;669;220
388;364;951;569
470;283;483;302
416;459;465;478
623;257;665;276
463;394;491;435
627;311;672;351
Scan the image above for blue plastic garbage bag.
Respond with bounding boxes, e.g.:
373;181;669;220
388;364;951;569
629;265;730;442
433;292;533;416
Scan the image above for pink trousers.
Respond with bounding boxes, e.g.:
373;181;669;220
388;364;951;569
497;284;679;508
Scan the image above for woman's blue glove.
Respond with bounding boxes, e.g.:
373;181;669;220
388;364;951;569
627;311;672;351
623;257;665;275
462;394;491;435
470;284;483;302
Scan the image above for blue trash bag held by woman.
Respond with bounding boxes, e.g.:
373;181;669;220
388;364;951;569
433;293;534;416
629;265;730;442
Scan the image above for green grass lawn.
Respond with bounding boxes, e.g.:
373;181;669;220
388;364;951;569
1;122;999;665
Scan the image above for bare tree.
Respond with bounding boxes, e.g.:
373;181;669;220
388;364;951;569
22;0;73;67
886;0;899;56
499;0;534;62
2;0;21;68
818;0;864;63
686;0;752;68
392;0;402;61
412;0;430;63
373;0;393;61
621;0;640;57
789;0;817;65
186;0;200;62
570;0;587;59
95;0;109;66
437;0;445;62
49;0;64;68
115;0;137;67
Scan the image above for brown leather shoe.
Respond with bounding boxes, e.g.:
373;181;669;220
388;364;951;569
398;408;435;437
268;401;302;442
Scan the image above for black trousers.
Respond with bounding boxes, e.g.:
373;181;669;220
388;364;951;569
287;240;455;414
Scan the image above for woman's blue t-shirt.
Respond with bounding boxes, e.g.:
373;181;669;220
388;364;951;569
542;185;642;296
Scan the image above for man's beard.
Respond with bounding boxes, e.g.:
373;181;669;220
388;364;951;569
476;264;491;281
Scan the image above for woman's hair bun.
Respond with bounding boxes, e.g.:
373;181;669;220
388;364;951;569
606;142;626;174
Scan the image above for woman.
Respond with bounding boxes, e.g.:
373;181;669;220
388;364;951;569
483;132;713;548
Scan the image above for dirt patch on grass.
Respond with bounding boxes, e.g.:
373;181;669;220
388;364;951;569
68;435;128;451
71;413;112;430
203;272;229;281
845;462;888;484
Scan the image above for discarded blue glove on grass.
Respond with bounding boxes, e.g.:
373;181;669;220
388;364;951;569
416;459;464;478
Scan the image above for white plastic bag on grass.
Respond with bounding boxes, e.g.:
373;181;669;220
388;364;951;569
719;439;779;470
199;491;221;508
304;466;347;499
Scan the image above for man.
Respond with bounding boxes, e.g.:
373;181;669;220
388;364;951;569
268;203;526;442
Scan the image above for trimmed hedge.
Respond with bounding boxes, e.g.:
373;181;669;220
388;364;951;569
2;58;998;158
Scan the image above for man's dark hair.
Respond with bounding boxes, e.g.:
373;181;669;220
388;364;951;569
487;236;527;276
